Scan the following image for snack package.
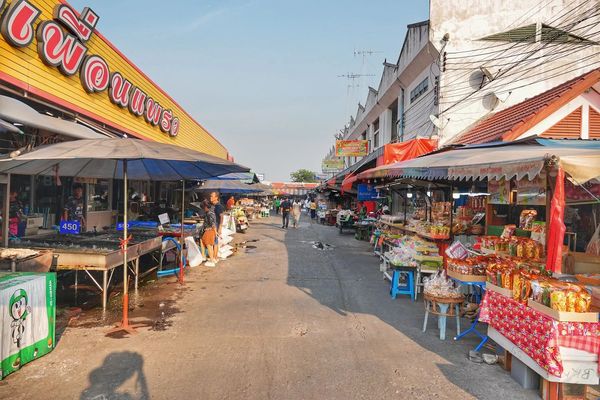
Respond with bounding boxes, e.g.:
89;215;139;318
519;209;537;230
551;291;567;312
446;240;469;260
501;224;516;239
530;221;546;246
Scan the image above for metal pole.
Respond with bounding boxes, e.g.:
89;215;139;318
3;173;10;248
122;160;129;325
179;179;185;284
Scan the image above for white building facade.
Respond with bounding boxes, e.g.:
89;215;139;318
322;0;600;172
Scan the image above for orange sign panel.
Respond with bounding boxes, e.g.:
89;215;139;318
0;0;228;158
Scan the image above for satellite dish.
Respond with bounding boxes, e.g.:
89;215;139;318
429;114;447;129
480;66;494;81
468;70;486;90
482;92;500;110
469;66;495;90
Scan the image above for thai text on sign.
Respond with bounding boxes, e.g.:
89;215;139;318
335;140;368;157
0;1;180;137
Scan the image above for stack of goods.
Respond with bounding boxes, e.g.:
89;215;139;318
447;256;487;276
423;271;463;299
384;235;440;268
429;224;450;239
485;260;593;313
479;236;544;260
384;235;419;267
453;199;485;235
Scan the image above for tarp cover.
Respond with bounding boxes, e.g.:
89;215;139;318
195;180;263;194
380;138;437;166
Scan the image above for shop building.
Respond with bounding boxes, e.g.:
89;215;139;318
322;0;599;176
0;0;231;231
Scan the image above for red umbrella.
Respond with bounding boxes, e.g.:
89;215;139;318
546;167;566;273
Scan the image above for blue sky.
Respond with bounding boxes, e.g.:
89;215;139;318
70;0;429;181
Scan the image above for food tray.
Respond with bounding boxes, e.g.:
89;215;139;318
447;269;487;283
527;299;599;322
575;274;600;286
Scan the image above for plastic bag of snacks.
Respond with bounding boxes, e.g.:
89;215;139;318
423;270;462;298
586;223;600;256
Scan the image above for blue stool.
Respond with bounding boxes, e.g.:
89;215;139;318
390;267;416;301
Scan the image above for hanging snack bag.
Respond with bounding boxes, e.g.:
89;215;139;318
501;224;516;239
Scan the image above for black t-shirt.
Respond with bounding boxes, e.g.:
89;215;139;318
281;200;291;213
214;203;224;229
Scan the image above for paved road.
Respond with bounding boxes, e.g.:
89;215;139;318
1;216;538;399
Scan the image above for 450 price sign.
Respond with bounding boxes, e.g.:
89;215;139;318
59;220;81;235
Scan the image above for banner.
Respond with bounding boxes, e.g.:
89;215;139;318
0;272;56;379
516;172;546;206
335;140;368;157
357;184;379;201
321;158;344;172
487;178;510;205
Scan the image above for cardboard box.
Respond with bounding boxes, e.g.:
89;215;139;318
527;299;599;323
447;269;487;282
486;282;513;298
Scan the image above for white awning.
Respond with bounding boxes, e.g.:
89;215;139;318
0;117;21;134
0;95;105;140
370;140;600;184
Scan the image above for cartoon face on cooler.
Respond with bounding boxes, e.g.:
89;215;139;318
10;289;30;321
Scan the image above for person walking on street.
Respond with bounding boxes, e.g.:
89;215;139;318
281;198;291;229
292;199;301;228
310;199;317;220
274;197;281;215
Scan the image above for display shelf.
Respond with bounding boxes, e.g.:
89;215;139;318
379;221;450;241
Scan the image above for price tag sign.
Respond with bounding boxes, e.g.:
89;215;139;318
116;222;130;231
59;220;80;235
158;213;170;225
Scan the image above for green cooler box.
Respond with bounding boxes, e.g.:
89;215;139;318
0;272;56;379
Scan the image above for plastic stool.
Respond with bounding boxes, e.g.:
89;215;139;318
390;268;416;301
423;294;462;340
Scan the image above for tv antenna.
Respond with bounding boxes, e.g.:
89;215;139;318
337;73;375;89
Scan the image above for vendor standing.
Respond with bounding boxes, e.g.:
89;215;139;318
8;190;23;236
226;195;235;210
63;183;86;231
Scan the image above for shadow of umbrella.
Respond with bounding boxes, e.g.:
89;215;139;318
80;351;149;400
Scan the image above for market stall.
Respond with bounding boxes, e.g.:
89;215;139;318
0;138;249;334
363;138;600;396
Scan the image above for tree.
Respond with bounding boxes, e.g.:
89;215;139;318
290;169;317;183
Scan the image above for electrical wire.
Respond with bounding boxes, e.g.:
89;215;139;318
440;16;600;113
441;2;595;90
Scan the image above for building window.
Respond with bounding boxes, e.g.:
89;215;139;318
390;99;398;142
410;78;429;104
373;118;380;149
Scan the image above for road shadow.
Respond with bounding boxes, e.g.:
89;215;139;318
80;351;149;400
283;222;538;400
